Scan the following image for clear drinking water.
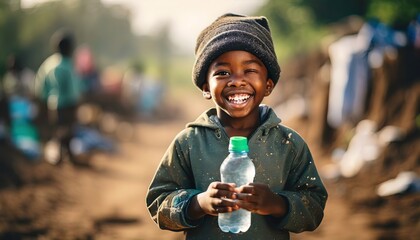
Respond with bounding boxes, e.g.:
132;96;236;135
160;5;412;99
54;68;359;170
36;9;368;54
219;136;255;233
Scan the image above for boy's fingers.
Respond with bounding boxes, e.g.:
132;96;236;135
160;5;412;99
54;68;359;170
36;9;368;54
214;205;239;214
209;181;222;188
237;185;255;194
235;193;254;201
217;189;237;199
213;182;236;190
220;197;237;205
234;199;256;212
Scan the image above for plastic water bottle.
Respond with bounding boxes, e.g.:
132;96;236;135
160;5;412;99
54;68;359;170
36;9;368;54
219;136;255;233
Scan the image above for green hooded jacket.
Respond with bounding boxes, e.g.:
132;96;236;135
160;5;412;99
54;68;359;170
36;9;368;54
146;105;328;240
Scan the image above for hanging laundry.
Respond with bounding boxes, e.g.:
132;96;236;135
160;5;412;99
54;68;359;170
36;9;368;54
327;20;407;128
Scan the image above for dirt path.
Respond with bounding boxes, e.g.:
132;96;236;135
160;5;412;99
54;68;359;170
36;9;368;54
76;121;186;240
40;95;210;240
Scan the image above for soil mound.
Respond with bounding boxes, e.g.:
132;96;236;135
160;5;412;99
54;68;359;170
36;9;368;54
274;21;420;238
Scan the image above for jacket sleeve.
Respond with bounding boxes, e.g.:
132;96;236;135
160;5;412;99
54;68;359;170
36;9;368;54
146;136;202;231
274;141;328;233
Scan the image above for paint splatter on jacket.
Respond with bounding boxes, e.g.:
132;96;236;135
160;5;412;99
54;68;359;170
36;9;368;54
146;105;328;240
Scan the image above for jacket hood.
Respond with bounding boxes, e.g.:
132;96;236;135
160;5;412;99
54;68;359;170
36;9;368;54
186;105;282;132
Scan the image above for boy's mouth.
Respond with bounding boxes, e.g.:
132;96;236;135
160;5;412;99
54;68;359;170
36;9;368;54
227;94;251;105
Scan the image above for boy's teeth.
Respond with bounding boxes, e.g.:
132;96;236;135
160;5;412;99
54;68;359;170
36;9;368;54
228;94;250;104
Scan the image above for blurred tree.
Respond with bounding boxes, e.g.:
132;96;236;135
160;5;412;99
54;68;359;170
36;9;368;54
156;23;171;82
0;0;147;77
258;0;420;60
257;0;327;60
20;0;140;70
366;0;420;29
299;0;368;24
0;0;22;76
299;0;420;27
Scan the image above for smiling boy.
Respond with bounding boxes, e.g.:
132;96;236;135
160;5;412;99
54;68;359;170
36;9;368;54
146;13;328;240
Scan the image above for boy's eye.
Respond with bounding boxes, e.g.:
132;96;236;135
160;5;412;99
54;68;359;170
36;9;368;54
214;71;230;76
245;68;258;74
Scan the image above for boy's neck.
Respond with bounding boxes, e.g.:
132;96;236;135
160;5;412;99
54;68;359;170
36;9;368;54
217;109;260;138
224;125;258;138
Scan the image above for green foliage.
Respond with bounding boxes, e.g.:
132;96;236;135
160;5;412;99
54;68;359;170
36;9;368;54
0;2;21;75
0;0;144;76
299;0;368;24
258;0;420;61
366;0;420;27
257;0;328;61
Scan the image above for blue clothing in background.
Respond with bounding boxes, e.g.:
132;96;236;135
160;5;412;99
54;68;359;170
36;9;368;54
328;19;407;128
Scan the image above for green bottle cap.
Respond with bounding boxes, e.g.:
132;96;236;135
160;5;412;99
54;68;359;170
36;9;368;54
229;136;249;152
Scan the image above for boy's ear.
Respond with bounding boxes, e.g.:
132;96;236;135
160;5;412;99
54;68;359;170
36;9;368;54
202;83;212;99
265;79;275;96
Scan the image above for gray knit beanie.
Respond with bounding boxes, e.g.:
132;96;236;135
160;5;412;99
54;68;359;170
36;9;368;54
193;13;281;90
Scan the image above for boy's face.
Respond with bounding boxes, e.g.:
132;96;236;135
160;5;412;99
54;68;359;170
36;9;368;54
203;50;274;121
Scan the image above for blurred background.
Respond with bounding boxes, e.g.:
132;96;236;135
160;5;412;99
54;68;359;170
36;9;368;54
0;0;419;239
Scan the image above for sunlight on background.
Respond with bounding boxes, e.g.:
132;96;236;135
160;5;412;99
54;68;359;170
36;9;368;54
22;0;267;53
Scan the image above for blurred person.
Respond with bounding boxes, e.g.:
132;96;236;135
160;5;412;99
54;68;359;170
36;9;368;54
1;55;36;127
1;54;40;159
75;45;99;98
34;40;62;139
122;61;164;119
137;75;164;119
3;55;35;100
34;50;61;105
146;13;327;239
121;61;144;112
35;29;83;164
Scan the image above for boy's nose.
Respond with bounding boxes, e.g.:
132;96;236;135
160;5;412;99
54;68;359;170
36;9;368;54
227;74;246;87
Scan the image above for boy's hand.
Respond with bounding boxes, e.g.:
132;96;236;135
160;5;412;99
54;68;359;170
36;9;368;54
234;183;288;218
187;182;239;220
